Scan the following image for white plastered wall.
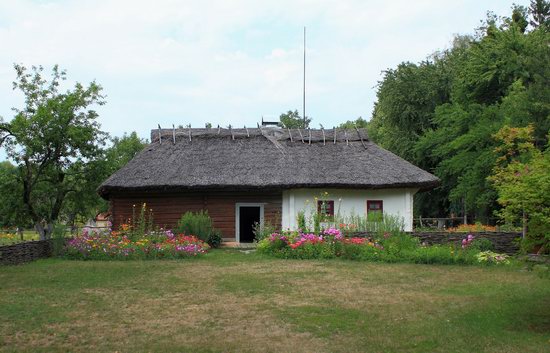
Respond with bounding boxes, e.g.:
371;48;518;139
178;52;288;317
281;188;419;232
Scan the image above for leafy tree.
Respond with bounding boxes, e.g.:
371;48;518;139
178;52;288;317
105;132;147;172
63;132;147;228
511;5;529;33
529;0;550;29
368;5;550;221
0;161;31;229
279;110;311;128
338;117;369;129
489;125;550;252
0;65;107;239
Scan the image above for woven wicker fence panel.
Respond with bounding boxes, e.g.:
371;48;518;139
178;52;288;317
0;240;53;265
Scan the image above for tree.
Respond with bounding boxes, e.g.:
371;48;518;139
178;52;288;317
489;125;550;252
368;6;550;221
105;132;147;172
62;132;147;229
0;161;31;229
338;117;369;129
0;65;107;239
529;0;550;29
279;110;311;128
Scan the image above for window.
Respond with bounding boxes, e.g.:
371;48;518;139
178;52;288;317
317;200;335;220
367;200;383;214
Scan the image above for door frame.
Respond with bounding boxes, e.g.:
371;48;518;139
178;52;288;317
235;203;265;243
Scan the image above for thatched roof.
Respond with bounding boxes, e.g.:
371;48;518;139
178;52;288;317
98;127;439;199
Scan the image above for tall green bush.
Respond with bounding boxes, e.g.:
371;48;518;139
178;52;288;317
176;210;221;248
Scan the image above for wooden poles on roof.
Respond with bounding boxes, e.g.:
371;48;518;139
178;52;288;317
154;125;366;148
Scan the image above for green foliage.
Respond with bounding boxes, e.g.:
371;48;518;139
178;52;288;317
51;223;68;256
0;65;148;236
257;228;504;266
296;210;306;231
127;203;156;241
368;5;550;221
176;210;221;247
489;126;550;253
471;238;495;252
529;0;550;29
207;229;223;249
338;117;368;129
0;161;31;228
278;109;311;128
336;212;405;237
0;65;107;239
252;220;277;242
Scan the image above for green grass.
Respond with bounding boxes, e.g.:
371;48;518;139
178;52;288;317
0;250;549;352
0;230;40;245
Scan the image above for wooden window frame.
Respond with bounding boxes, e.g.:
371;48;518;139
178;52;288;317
317;200;335;221
367;200;383;214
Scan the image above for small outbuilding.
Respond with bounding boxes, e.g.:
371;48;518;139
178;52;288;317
98;127;439;243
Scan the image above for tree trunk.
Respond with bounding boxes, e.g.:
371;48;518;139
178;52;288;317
35;222;54;240
522;209;527;239
463;198;467;225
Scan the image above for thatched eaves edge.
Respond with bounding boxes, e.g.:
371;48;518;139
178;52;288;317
98;180;440;200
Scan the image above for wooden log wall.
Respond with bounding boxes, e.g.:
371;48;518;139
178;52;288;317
109;190;282;240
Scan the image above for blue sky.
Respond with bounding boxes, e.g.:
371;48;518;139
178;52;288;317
0;0;530;145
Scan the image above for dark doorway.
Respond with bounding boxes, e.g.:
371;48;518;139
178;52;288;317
239;206;260;243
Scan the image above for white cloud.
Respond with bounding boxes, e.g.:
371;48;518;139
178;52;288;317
0;0;527;141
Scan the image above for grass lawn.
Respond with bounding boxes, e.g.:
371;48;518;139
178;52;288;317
0;231;41;245
1;250;549;353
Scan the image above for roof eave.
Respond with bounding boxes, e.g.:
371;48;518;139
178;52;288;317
98;179;440;200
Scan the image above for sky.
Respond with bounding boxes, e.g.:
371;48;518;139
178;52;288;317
0;0;530;143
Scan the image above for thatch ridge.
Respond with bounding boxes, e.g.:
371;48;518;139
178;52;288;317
98;128;439;198
150;127;369;144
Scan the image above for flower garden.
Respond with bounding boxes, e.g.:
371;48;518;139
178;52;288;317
0;232;19;246
257;228;511;266
65;228;209;260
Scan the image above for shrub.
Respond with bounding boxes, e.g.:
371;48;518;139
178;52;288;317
207;229;223;248
475;251;511;265
257;227;502;266
336;213;405;237
296;210;307;231
176;210;220;246
252;221;277;242
471;238;494;252
51;223;68;256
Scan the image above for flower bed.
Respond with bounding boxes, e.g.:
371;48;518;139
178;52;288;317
0;233;20;246
65;229;209;260
258;228;511;266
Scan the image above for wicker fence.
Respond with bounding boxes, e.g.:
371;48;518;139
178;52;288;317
410;232;521;254
0;239;53;265
348;231;522;255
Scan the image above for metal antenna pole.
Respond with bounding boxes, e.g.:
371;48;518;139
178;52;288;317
303;26;306;128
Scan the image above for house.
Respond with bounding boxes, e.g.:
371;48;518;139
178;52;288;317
98;127;439;242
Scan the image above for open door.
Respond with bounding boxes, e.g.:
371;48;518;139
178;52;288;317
236;204;263;243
